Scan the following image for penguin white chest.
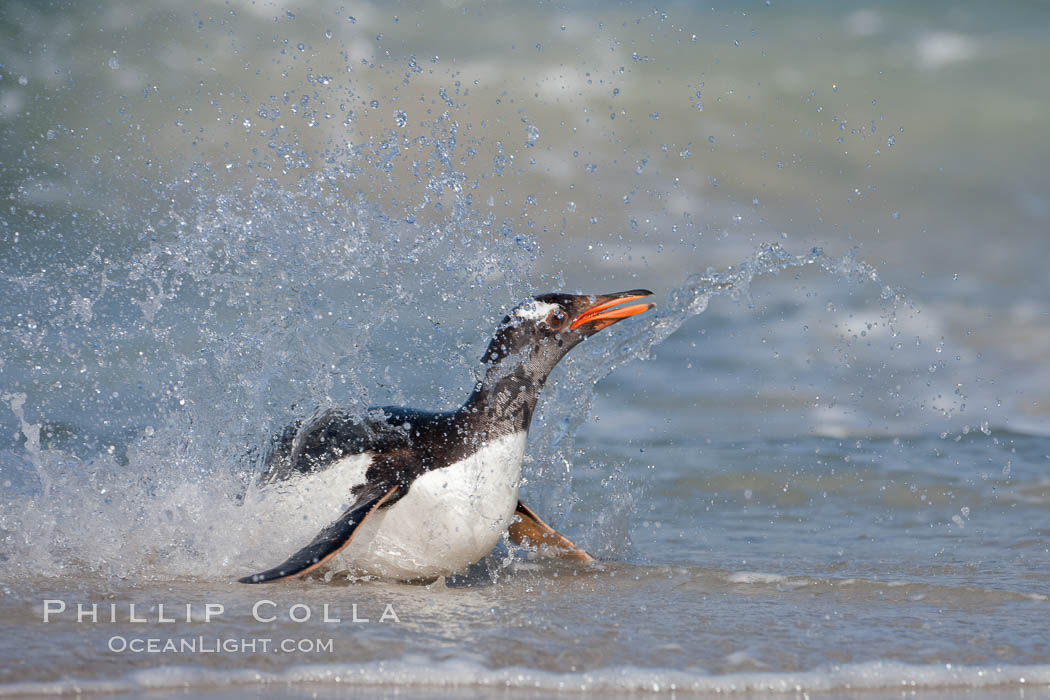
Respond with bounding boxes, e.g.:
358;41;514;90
338;431;527;580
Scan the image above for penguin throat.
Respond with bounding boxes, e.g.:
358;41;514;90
461;355;551;434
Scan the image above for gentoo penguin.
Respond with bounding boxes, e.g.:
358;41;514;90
239;290;654;584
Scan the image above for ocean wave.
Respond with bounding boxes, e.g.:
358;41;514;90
2;657;1049;697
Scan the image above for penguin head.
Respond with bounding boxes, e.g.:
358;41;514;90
483;290;655;378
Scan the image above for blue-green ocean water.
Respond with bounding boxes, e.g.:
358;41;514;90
1;1;1048;697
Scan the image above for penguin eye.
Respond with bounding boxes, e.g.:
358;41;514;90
546;308;568;330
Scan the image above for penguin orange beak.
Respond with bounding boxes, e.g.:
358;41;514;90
571;290;655;332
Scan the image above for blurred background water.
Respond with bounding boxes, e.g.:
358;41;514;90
1;1;1048;697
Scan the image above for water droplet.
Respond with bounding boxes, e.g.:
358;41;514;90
297;43;305;51
18;75;28;86
347;16;356;23
525;124;539;147
679;148;691;158
107;56;120;70
649;112;659;120
708;136;715;143
370;100;379;109
612;88;619;96
394;111;407;128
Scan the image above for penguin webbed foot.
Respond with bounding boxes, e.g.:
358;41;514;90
508;501;596;563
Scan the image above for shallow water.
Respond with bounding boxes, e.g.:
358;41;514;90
2;0;1049;697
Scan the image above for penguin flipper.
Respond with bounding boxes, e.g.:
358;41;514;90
239;485;400;584
508;501;595;563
